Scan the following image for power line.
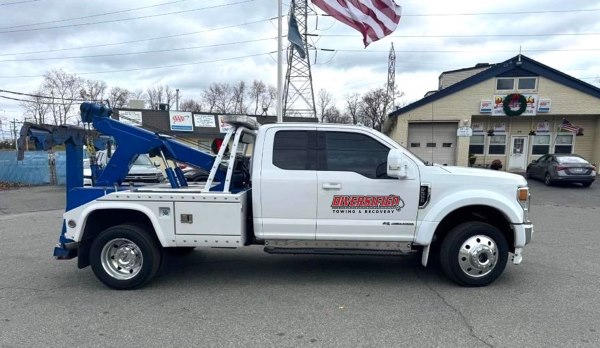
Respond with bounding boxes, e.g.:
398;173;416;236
402;8;600;17
0;51;275;78
326;48;600;53
0;0;256;34
0;0;39;6
0;89;93;102
0;17;275;57
318;32;600;38
0;37;277;62
0;0;189;30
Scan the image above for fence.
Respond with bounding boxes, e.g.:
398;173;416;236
0;150;66;185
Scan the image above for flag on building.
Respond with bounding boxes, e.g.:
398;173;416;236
311;0;402;47
559;118;580;133
288;1;306;59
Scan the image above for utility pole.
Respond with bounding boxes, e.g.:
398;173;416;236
283;0;317;119
10;118;18;152
176;89;180;111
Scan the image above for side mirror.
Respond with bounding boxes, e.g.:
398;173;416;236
531;159;538;164
387;149;408;179
154;162;161;168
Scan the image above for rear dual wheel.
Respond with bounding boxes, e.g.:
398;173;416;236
440;222;509;287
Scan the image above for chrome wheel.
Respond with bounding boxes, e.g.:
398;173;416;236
100;238;144;280
457;235;497;278
544;173;552;186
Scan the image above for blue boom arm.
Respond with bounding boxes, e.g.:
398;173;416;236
80;102;224;187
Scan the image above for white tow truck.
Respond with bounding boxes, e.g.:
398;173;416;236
37;104;533;289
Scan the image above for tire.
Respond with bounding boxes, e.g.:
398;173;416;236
440;222;509;287
582;182;593;187
90;224;161;290
525;170;531;179
544;172;553;186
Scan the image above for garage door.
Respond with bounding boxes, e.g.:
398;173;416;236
407;123;457;166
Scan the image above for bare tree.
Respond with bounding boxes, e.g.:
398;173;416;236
164;85;177;109
322;105;349;124
232;81;247;114
43;68;83;125
20;89;51;124
344;93;362;125
201;83;234;113
146;85;164;110
108;87;131;108
317;89;333;122
80;79;107;101
180;99;203;112
249;80;266;114
360;87;391;131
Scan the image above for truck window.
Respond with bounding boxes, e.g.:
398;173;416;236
321;132;389;179
273;130;316;170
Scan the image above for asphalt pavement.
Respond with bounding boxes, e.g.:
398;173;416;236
0;182;599;347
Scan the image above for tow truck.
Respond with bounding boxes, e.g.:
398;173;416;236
19;102;533;289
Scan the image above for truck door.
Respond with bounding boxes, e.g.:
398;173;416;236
316;130;420;242
258;128;318;240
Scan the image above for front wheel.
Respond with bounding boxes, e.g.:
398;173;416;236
544;173;553;186
440;222;509;287
90;224;161;290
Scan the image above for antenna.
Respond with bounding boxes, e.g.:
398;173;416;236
283;0;317;119
385;42;396;116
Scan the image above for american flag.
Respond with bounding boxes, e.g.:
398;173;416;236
311;0;402;47
560;118;580;133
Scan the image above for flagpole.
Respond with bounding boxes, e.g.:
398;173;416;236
277;0;283;123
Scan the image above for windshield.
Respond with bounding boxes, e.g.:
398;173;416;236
556;156;588;164
133;154;153;166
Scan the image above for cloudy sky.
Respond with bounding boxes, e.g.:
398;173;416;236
1;0;600;130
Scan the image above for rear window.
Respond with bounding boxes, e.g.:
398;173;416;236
556;156;588;164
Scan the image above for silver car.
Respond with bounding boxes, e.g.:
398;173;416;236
526;154;596;187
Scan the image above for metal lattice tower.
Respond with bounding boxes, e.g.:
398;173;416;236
385;43;396;113
283;0;316;118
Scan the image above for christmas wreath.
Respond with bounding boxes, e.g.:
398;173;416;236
502;93;527;116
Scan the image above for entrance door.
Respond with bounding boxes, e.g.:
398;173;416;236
509;136;529;170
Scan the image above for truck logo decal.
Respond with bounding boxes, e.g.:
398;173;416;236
331;195;405;214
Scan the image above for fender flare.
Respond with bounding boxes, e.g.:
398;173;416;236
417;190;522;267
63;201;174;247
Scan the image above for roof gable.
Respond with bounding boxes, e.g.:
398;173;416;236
390;55;600;118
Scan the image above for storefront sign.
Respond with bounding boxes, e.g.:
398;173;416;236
169;111;193;132
471;122;485;133
457;127;473;137
537;99;551;112
480;100;492;113
492;94;537;116
193;114;216;128
536;121;550;132
218;115;233;133
493;122;506;133
118;111;142;126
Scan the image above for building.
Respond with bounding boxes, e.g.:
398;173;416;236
386;55;600;170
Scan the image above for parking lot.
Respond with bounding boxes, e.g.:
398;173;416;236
0;181;599;347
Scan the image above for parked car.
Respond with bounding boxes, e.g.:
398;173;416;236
84;151;164;186
526;154;596;187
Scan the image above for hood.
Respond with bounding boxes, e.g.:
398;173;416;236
437;166;527;186
128;164;162;175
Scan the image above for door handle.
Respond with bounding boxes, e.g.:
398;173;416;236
322;183;342;190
